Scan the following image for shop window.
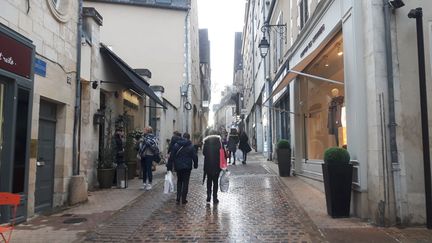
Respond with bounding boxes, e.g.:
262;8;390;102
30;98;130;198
300;35;345;160
13;88;30;193
299;0;309;30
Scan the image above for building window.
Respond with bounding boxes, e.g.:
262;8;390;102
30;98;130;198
156;0;172;4
47;0;71;22
299;0;309;30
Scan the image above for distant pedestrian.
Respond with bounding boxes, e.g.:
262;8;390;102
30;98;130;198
167;133;198;205
239;131;252;164
227;128;239;165
138;126;160;190
202;130;225;204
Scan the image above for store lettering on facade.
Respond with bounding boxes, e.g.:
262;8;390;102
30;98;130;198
300;24;325;58
0;31;32;78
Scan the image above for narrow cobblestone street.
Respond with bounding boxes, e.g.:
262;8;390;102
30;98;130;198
79;155;322;242
11;153;432;243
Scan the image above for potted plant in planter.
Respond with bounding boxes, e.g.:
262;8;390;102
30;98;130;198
276;139;291;177
125;131;138;179
97;146;115;189
322;147;353;218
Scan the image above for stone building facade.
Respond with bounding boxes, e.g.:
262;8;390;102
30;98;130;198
241;0;432;226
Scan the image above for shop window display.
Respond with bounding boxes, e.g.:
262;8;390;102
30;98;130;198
300;35;346;160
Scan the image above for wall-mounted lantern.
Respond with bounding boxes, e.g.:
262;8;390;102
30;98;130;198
93;109;105;125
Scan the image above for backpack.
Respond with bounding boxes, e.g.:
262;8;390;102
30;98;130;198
138;135;159;158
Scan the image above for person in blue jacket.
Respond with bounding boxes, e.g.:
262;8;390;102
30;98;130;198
167;132;198;204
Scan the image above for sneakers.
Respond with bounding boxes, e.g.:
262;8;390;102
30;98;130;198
140;183;147;190
146;183;152;190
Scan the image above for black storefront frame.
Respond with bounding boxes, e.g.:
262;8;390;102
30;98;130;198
0;24;35;223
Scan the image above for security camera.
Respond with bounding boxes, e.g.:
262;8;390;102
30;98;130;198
388;0;405;9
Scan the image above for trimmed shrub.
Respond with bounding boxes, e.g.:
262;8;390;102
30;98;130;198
277;139;290;149
323;147;350;165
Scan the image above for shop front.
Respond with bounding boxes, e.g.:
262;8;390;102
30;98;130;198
0;24;34;223
271;0;371;218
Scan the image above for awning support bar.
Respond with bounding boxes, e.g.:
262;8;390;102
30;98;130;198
289;70;344;85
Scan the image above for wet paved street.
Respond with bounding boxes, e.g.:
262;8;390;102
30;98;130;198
79;159;322;242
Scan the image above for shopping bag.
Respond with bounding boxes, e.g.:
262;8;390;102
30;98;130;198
219;142;228;170
164;171;175;194
236;149;243;162
220;170;230;192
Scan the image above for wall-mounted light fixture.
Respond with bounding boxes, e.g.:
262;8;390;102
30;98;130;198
258;22;287;58
93;109;105;125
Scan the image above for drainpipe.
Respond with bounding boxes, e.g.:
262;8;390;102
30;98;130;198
383;0;402;224
183;8;191;133
72;0;83;176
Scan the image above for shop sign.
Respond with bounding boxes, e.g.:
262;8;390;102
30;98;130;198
0;31;32;78
300;24;326;58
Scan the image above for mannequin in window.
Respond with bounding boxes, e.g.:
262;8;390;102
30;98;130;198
327;88;344;146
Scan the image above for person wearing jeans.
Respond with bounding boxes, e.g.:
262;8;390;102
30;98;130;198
141;155;154;189
139;126;158;190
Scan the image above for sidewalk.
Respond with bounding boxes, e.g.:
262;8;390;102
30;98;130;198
256;152;432;242
13;165;167;243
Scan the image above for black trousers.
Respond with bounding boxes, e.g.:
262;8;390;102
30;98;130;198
206;171;220;201
177;169;192;202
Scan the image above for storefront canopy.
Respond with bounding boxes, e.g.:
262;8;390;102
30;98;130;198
100;44;167;109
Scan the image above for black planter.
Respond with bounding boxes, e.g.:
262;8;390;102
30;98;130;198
97;168;115;189
322;163;353;218
277;148;291;177
127;160;137;179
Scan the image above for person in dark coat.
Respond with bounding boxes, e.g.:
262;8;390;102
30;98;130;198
168;131;182;154
167;133;198;204
202;130;225;204
114;128;125;164
227;128;239;165
239;131;252;164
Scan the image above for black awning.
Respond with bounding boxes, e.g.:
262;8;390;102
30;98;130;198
100;44;167;109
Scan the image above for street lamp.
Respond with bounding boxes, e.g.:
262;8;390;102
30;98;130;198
258;36;270;58
258;22;287;58
258;22;286;161
408;7;432;229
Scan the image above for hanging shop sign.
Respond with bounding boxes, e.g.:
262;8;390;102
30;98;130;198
0;31;32;78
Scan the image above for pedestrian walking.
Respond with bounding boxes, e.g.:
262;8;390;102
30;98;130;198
168;131;182;154
202;130;226;204
227;128;239;165
167;133;198;205
239;130;252;164
138;126;160;190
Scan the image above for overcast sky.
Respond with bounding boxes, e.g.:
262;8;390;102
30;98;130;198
197;0;246;125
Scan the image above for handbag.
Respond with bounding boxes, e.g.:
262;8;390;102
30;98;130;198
219;141;227;170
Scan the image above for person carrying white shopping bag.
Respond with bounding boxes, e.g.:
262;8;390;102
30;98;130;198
166;133;198;204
